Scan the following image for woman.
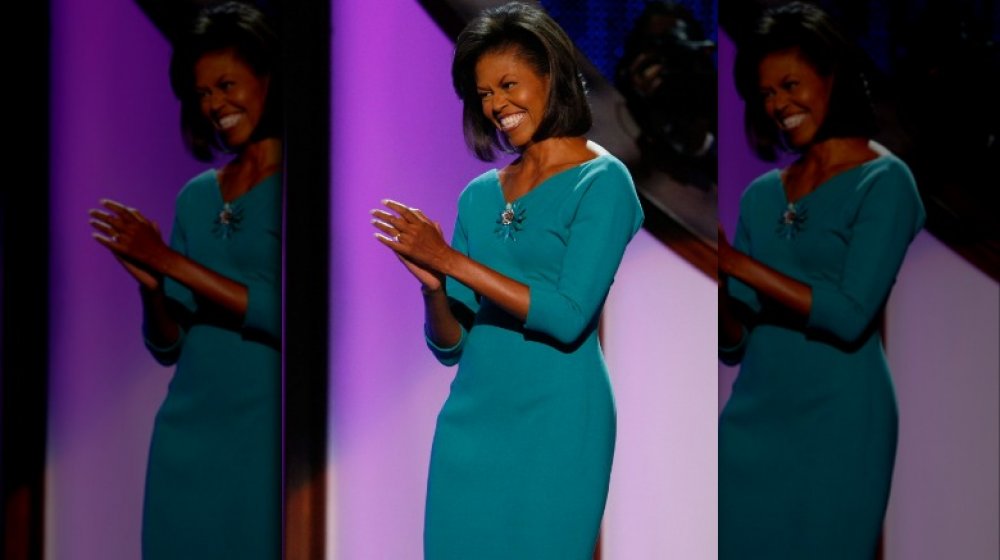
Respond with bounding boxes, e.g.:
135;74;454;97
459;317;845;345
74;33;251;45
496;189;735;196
88;4;281;558
371;3;643;557
718;3;925;558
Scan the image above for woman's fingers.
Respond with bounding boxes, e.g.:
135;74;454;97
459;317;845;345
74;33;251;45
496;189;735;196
100;199;135;221
89;208;123;229
372;201;447;265
100;199;155;227
89;218;116;237
382;199;419;223
371;208;400;227
374;232;404;250
371;218;399;238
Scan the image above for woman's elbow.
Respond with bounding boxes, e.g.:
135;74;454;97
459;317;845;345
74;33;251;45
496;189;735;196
543;313;597;346
810;305;877;345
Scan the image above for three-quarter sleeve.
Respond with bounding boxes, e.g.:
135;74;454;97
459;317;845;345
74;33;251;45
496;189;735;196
426;208;480;366
807;162;925;343
144;208;192;366
720;209;760;365
242;278;281;339
523;165;643;345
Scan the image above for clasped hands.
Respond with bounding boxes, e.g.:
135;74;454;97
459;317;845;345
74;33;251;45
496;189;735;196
371;199;453;292
89;199;171;290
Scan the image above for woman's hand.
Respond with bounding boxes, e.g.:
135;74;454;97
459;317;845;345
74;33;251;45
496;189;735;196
395;253;445;292
371;199;452;291
90;200;172;290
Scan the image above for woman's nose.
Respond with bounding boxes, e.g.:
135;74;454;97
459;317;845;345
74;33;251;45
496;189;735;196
206;89;225;111
491;92;508;115
768;92;788;116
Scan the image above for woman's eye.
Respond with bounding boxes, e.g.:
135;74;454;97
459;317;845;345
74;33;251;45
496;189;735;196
220;81;234;90
502;82;516;90
478;91;491;100
783;81;798;91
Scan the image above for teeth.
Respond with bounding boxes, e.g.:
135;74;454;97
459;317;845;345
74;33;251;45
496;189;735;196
782;114;805;129
218;114;243;130
499;113;525;130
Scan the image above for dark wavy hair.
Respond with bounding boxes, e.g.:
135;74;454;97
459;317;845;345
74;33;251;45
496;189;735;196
452;2;591;161
734;2;876;161
169;2;281;162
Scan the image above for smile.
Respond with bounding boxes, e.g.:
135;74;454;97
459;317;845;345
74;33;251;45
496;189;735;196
498;112;526;131
780;114;806;130
216;113;244;130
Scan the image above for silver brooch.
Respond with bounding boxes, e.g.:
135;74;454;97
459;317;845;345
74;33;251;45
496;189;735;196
776;201;807;239
495;201;525;242
213;202;243;239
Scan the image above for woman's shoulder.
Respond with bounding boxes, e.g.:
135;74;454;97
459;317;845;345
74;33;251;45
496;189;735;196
571;147;636;197
463;167;499;191
739;168;782;209
744;168;782;192
582;150;629;180
852;146;921;205
175;168;219;204
457;167;499;200
850;146;925;231
453;167;500;216
574;151;643;231
861;147;915;185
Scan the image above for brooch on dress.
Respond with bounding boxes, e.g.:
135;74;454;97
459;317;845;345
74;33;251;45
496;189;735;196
212;202;244;239
776;201;807;239
495;201;526;242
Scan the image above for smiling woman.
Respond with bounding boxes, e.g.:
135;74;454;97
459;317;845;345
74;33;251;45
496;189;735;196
87;3;282;559
370;2;643;558
193;49;270;150
474;49;550;151
718;3;925;558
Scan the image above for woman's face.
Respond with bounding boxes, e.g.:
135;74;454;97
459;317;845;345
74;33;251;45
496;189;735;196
757;48;833;149
475;48;550;150
194;49;269;149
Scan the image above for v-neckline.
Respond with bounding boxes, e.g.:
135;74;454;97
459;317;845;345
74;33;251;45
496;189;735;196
778;152;886;206
495;153;606;205
212;170;280;205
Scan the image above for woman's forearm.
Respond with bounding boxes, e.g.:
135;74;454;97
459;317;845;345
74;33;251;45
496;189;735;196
423;287;464;348
141;285;181;347
439;249;530;322
157;249;250;318
722;249;812;318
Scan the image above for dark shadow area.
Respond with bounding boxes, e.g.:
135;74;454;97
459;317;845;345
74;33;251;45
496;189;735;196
2;2;50;559
722;0;999;281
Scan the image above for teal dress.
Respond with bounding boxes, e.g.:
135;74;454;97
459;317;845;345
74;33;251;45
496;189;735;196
719;153;925;559
142;170;281;560
424;153;643;559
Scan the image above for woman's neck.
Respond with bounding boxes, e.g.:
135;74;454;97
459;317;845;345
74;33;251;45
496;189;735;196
797;137;874;173
515;136;594;172
218;138;283;199
229;137;283;175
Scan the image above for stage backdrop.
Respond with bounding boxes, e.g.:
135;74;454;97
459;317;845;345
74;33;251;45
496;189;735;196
47;1;206;558
328;0;717;558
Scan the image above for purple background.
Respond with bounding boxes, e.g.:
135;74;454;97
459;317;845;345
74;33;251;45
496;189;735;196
48;0;206;558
